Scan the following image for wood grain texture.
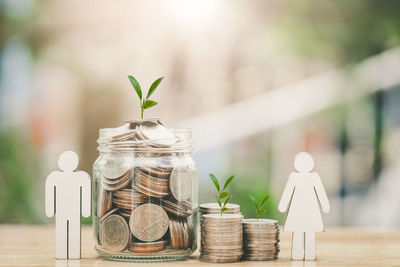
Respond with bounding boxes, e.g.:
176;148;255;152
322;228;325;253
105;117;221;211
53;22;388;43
0;225;399;266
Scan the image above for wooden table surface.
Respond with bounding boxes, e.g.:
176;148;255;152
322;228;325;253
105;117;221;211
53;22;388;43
0;225;399;267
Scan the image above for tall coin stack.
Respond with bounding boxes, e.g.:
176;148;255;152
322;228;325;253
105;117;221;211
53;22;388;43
200;214;243;263
242;219;280;261
199;203;241;216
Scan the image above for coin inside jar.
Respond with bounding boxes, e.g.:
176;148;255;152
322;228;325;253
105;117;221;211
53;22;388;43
103;157;129;179
129;203;169;242
98;188;112;218
99;214;130;252
169;165;193;201
128;240;167;253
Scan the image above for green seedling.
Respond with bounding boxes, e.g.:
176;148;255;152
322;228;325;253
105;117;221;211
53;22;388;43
249;194;270;221
128;75;164;119
209;174;235;216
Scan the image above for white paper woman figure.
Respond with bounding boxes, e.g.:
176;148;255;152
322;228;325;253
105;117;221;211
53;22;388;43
278;152;330;261
45;151;91;259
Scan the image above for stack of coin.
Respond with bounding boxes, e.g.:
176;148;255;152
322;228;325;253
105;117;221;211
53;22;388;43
98;188;112;218
200;214;243;263
110;119;178;148
242;219;280;260
161;197;192;217
133;167;170;198
112;189;148;218
102;158;132;192
129;240;167;253
136;120;177;147
169;218;192;249
199;203;241;216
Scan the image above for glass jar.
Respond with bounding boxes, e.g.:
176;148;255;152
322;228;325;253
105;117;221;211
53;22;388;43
92;120;198;262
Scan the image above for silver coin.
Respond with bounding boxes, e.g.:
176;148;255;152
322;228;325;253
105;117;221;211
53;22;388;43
202;213;243;221
243;218;278;225
199;203;240;214
202;231;243;236
202;244;243;250
99;214;129;252
245;249;280;254
245;251;279;256
245;238;280;243
202;241;243;247
129;203;169;242
103;157;129;179
200;254;242;263
244;229;279;233
200;252;242;258
202;236;242;241
97;188;112;218
245;256;278;261
169;165;193;201
201;253;243;258
201;230;243;236
201;221;243;226
244;233;280;239
102;172;132;192
202;248;243;253
201;223;243;228
245;244;279;250
99;208;119;223
139;121;176;146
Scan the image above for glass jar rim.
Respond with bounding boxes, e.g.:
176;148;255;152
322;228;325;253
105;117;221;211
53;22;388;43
97;127;193;153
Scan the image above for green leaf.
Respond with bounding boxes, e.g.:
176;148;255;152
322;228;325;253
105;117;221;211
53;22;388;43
128;75;142;100
215;195;221;207
257;209;267;216
223;175;235;191
260;195;270;209
209;174;220;192
221;207;229;213
143;100;158;110
249;194;259;210
223;196;231;208
220;192;231;199
147;77;164;100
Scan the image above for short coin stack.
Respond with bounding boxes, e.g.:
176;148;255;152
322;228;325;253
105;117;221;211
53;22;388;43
199;203;241;216
242;219;280;261
200;214;243;263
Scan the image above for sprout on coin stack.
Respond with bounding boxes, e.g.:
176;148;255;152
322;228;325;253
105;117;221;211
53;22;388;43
199;174;242;217
242;194;280;261
199;174;244;263
93;76;198;261
199;203;241;216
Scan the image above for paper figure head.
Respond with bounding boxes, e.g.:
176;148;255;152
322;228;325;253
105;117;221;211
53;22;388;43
58;151;79;172
294;152;314;173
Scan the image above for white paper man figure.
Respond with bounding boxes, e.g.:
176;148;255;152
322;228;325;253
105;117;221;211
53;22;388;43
45;151;91;259
278;152;330;261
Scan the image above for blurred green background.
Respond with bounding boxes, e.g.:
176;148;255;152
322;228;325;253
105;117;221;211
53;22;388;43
1;0;400;227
